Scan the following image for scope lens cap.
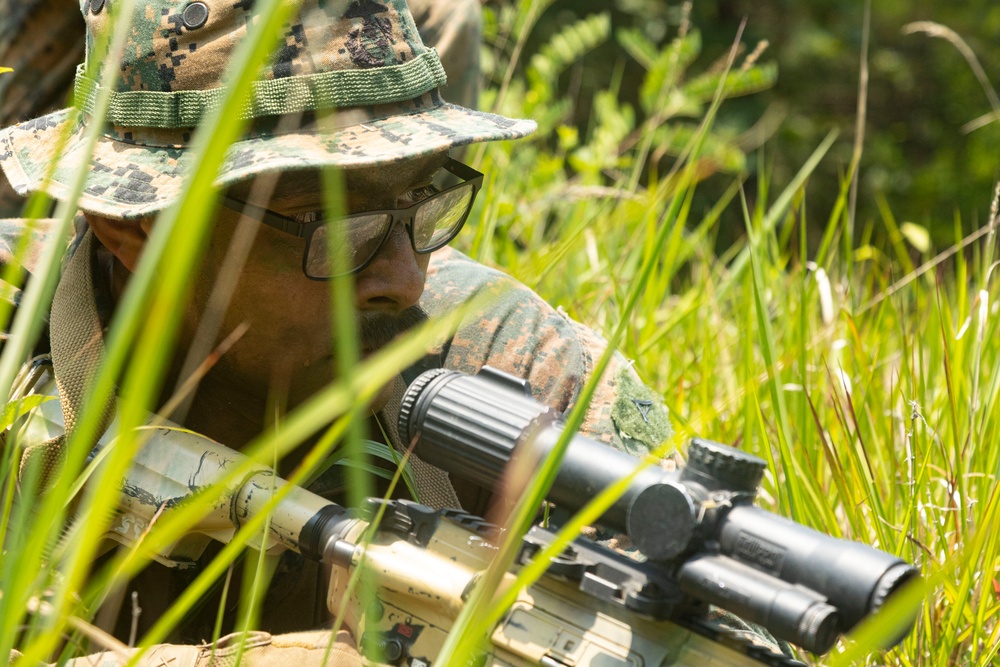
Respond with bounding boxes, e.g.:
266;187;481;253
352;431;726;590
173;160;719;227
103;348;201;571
628;483;697;561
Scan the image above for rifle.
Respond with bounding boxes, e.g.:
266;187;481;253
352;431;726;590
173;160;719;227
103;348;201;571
9;358;918;666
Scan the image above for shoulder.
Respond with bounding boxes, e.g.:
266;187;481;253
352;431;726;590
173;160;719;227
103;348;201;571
422;247;672;456
423;247;593;395
0;216;59;293
0;217;70;341
0;218;62;270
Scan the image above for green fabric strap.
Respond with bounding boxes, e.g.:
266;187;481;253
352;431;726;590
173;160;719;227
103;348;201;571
73;49;447;128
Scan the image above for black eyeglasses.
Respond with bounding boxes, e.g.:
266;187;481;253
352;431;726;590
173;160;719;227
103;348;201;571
220;158;484;280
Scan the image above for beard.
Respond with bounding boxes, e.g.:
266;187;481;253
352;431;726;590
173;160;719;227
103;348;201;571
198;305;432;422
352;306;430;413
357;305;429;353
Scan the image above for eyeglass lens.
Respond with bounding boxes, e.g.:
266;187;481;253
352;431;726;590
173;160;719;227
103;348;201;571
305;175;475;278
415;187;474;248
305;213;392;278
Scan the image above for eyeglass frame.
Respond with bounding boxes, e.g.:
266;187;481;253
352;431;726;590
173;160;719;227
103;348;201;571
219;157;484;280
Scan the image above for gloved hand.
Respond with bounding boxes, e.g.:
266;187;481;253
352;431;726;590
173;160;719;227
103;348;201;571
11;630;363;667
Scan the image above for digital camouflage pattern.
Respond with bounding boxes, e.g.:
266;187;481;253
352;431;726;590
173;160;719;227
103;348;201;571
0;0;483;217
0;216;675;646
419;246;672;457
0;0;532;219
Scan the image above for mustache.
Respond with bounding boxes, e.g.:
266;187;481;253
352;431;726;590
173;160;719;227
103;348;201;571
357;306;429;352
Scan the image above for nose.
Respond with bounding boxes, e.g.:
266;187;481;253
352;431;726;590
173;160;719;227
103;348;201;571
354;220;426;311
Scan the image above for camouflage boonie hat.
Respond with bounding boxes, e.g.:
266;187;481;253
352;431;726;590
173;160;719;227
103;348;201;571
0;0;535;220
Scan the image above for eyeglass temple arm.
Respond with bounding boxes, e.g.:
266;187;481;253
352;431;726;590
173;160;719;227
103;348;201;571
219;195;311;238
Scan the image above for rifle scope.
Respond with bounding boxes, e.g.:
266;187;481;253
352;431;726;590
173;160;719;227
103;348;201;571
399;366;919;652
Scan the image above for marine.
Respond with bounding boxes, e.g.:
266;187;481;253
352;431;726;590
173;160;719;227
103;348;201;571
0;0;682;662
0;0;789;663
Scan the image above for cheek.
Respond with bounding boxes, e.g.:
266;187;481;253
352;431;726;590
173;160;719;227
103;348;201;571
204;230;334;346
190;217;339;393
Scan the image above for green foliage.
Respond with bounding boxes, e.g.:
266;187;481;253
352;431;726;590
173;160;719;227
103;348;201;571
568;90;635;177
649;123;747;173
0;394;50;432
635;29;701;115
683;0;1000;243
527;12;611;89
469;3;995;665
682;62;779;108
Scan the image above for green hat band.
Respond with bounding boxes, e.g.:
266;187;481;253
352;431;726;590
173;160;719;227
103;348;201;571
73;49;447;129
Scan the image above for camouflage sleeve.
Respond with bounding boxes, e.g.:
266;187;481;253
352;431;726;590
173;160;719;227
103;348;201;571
418;249;796;661
417;246;673;457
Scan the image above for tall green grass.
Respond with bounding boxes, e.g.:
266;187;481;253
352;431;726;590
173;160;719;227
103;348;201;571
0;0;993;665
467;5;995;665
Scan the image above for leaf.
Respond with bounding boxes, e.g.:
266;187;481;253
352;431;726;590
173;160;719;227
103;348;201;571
0;394;53;432
900;222;931;253
310;438;425;498
651;123;747;173
640;30;702;115
528;12;611;85
331;459;396;481
568;91;635;176
681;61;778;106
616;27;658;70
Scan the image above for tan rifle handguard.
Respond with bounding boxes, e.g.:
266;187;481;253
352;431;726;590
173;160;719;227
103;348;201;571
327;506;775;666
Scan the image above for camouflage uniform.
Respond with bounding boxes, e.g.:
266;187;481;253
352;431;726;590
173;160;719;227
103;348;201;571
0;225;671;461
420;246;671;459
0;224;672;647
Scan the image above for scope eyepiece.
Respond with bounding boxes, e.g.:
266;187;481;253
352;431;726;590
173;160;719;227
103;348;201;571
397;367;553;490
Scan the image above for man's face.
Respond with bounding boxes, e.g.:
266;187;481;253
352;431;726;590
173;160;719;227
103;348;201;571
185;151;451;411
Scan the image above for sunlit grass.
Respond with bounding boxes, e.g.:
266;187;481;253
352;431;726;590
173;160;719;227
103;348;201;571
463;7;996;664
0;0;995;665
470;131;998;663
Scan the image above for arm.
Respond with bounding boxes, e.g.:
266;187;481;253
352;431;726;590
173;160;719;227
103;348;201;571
420;246;672;459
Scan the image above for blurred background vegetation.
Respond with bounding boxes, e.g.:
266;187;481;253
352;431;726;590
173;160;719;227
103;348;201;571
485;0;1000;249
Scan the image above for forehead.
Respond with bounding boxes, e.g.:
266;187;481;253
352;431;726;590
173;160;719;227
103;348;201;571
227;152;450;204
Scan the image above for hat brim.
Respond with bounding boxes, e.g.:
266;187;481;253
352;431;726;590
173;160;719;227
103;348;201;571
0;100;536;220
